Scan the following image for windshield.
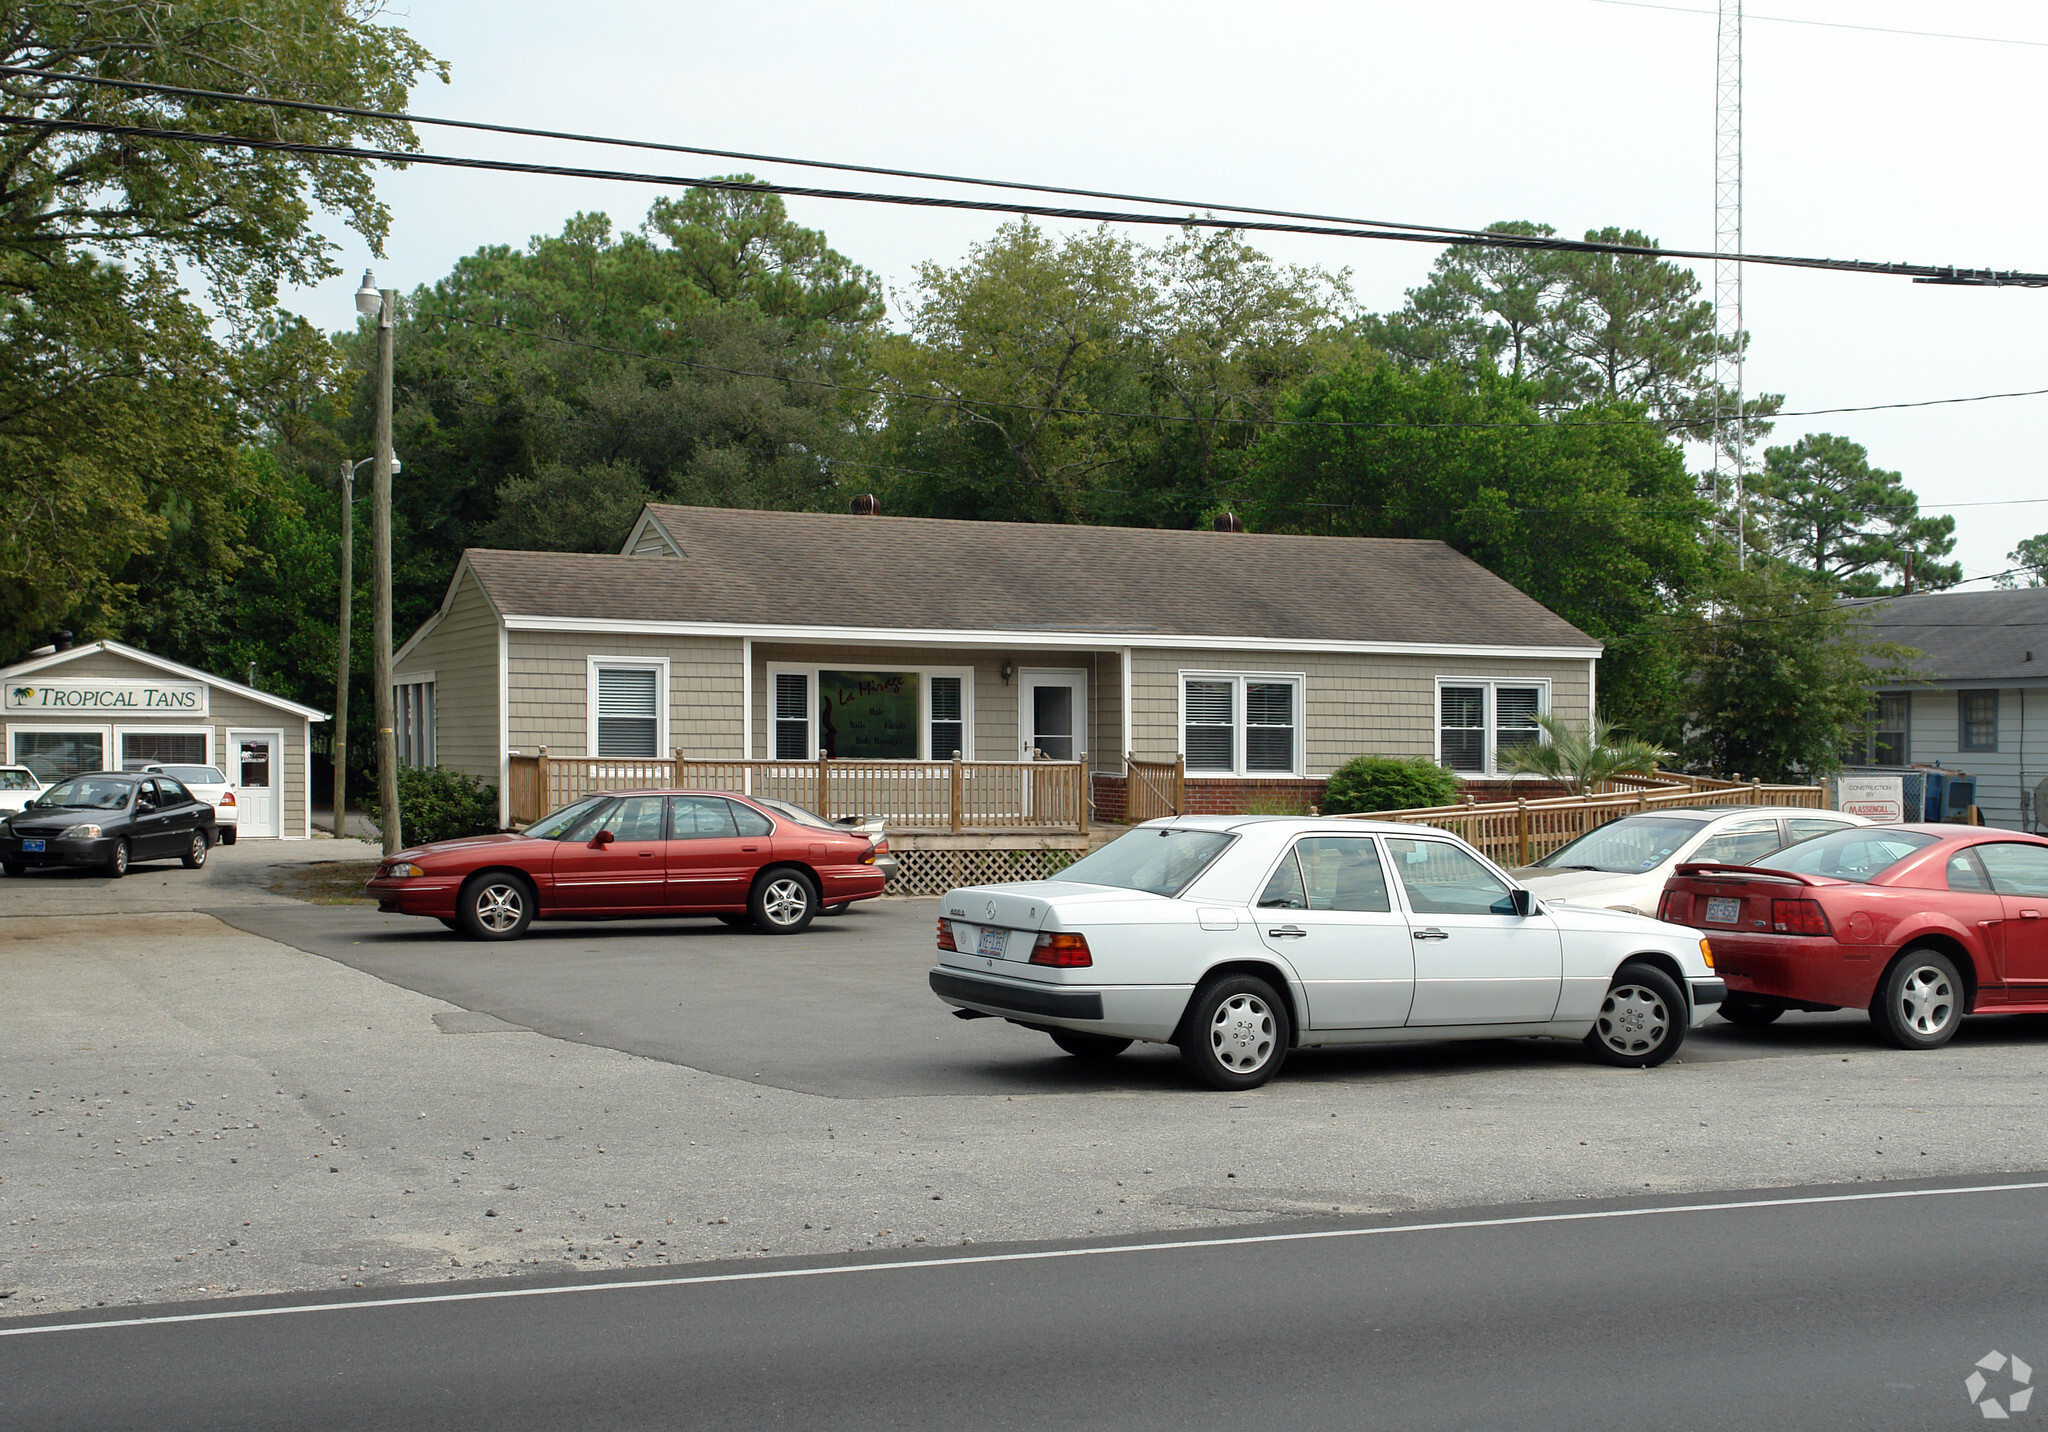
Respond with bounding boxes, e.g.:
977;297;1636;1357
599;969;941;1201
524;797;611;840
32;777;133;810
0;768;39;791
1531;816;1708;873
154;765;224;785
1752;828;1940;883
753;797;840;831
1055;827;1234;898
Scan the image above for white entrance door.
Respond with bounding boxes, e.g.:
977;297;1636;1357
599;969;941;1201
228;730;282;838
1017;670;1087;762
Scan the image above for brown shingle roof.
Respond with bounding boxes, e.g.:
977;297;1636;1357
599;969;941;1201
458;505;1597;650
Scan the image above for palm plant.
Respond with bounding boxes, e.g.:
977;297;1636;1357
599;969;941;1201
1501;713;1670;796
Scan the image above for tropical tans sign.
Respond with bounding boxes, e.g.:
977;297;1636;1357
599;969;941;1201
4;680;209;716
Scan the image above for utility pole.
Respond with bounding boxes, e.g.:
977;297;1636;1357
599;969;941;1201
1712;0;1745;568
357;271;402;855
333;460;352;837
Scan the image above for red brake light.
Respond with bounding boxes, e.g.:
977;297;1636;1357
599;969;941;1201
220;792;235;806
935;919;957;951
1771;898;1833;936
862;838;890;865
1029;932;1092;968
1657;890;1687;923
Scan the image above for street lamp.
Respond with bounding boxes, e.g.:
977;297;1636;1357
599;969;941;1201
356;269;402;855
330;452;398;838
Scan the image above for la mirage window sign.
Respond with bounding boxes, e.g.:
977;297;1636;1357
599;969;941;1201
4;679;209;716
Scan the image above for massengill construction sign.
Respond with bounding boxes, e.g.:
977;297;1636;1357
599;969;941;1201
4;680;209;716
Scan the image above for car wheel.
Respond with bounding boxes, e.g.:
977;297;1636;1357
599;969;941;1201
105;838;129;879
2;861;25;878
749;867;818;935
1050;1030;1132;1062
1586;961;1687;1068
180;830;210;869
1179;975;1290;1090
437;918;461;933
1717;994;1783;1027
457;873;534;941
220;828;236;845
1872;948;1963;1050
716;914;753;930
824;902;850;916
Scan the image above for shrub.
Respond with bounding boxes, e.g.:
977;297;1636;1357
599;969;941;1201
366;765;500;847
1322;755;1462;815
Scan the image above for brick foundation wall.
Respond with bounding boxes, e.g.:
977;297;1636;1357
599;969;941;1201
1092;774;1128;824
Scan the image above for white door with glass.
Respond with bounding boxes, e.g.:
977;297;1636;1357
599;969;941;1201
228;731;281;838
1018;671;1085;761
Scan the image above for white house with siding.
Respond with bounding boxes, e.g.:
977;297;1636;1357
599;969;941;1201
391;503;1604;828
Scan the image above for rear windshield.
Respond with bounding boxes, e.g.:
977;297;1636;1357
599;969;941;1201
753;797;840;831
0;769;39;791
1531;815;1708;873
1055;827;1234;898
1752;828;1940;883
155;765;225;785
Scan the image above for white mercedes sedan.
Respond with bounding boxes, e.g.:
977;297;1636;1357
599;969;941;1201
929;816;1724;1090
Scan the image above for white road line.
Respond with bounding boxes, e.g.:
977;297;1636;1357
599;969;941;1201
7;1178;2045;1340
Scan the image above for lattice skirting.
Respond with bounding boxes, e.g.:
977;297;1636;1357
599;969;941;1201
884;846;1081;896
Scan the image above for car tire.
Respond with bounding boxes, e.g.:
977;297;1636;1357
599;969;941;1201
749;867;818;935
457;872;534;941
1872;947;1963;1050
1178;974;1290;1091
2;861;24;878
716;913;753;930
105;838;129;879
1717;994;1783;1027
437;918;461;933
1585;961;1688;1068
220;828;236;846
1050;1030;1132;1062
824;902;850;917
180;830;210;869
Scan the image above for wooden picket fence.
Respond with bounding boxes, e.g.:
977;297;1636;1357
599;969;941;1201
1126;753;1185;823
504;749;1088;834
1338;770;1828;866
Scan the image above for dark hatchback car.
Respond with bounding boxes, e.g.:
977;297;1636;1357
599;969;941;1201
0;771;218;878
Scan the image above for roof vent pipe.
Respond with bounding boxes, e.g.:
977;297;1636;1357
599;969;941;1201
850;494;881;515
1212;512;1244;533
51;629;73;651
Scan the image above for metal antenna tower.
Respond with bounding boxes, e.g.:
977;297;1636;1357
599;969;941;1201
1712;0;1745;567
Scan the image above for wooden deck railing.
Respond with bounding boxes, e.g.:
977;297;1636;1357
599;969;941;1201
1126;753;1185;822
1336;772;1828;866
504;749;1088;833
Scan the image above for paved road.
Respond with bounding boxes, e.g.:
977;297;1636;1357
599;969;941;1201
214;898;2045;1098
4;1175;2042;1431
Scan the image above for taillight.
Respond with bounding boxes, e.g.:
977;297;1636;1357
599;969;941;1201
220;792;236;806
1771;898;1833;936
1657;890;1687;922
935;919;957;951
1029;931;1092;968
862;838;890;865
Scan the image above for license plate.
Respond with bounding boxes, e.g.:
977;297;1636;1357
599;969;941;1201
21;839;44;853
1704;896;1741;924
977;926;1009;957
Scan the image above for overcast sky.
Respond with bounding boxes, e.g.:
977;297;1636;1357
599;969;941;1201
280;1;2048;582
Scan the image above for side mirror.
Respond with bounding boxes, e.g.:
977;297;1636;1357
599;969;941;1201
589;829;615;849
1509;888;1538;918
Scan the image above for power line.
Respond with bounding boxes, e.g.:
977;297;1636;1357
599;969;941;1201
1590;0;2048;50
5;109;2046;288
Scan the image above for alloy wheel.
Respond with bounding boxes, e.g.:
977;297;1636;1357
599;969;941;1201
1207;992;1276;1073
1595;983;1669;1056
761;877;810;927
1896;964;1955;1037
474;882;525;934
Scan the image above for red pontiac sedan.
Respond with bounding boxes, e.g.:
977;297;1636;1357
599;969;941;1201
365;790;889;940
1658;824;2048;1049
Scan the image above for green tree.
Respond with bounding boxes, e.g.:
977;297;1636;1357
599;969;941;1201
1998;533;2048;587
1757;432;1958;594
1361;221;1569;388
0;0;443;659
1500;712;1669;795
1655;565;1914;782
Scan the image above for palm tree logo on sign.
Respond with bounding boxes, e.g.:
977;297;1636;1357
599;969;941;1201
1966;1350;2033;1419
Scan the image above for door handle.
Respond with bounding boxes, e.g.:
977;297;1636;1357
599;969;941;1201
1412;928;1450;941
1266;926;1307;939
639;851;655;858
2024;910;2043;919
742;845;759;852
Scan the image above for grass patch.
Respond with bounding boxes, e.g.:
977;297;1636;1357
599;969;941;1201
267;859;381;905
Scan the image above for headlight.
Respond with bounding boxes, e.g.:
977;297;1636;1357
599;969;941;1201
58;823;103;840
1699;937;1715;970
384;862;425;878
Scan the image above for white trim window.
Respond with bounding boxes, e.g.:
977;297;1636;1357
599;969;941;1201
1435;678;1551;777
116;725;214;770
394;679;436;768
9;724;113;782
764;663;975;761
588;658;669;759
1179;671;1304;777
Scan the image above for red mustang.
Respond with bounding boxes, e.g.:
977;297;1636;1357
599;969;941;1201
1657;823;2048;1049
366;790;889;940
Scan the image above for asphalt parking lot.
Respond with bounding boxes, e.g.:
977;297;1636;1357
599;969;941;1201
213;895;2043;1097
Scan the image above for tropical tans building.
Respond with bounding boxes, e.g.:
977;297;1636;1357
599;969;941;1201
390;503;1603;831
